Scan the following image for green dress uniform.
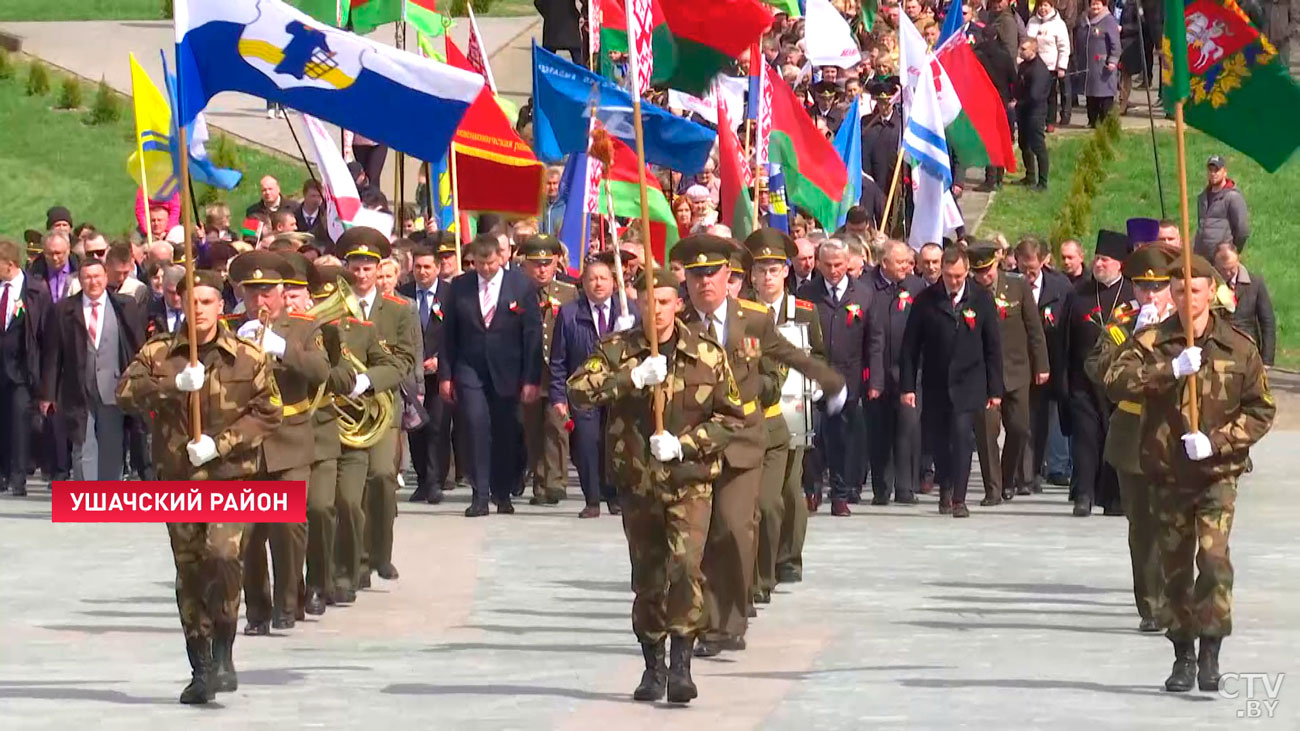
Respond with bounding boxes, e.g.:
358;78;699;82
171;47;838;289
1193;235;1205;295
567;266;745;702
302;265;346;609
1104;255;1275;692
1083;246;1174;632
114;270;282;704
525;273;578;505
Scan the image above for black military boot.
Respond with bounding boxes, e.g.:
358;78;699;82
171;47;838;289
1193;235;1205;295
632;638;667;701
1164;639;1197;692
1198;637;1223;691
211;622;239;693
667;634;698;703
179;637;215;704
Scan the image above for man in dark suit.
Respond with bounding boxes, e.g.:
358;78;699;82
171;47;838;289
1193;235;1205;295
294;180;332;244
147;265;188;339
969;243;1050;505
796;238;871;516
1015;236;1073;492
0;238;52;495
399;244;448;504
41;258;145;482
865;240;927;505
899;246;1004;518
245;175;300;219
439;234;543;517
1212;241;1275;367
549;250;636;518
785;237;818;294
28;230;79;481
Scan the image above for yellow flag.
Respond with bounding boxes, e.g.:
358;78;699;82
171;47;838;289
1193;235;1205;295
126;53;179;200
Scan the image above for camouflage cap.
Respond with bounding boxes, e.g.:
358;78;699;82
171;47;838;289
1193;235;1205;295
309;264;357;299
519;234;563;260
967;242;1000;270
228;250;290;287
1123;245;1177;282
337;226;391;261
1167;254;1217;280
672;234;733;275
634;267;681;292
743;227;797;262
176;269;226;295
278;250;313;288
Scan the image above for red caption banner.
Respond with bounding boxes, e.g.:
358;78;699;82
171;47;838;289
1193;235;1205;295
51;482;307;523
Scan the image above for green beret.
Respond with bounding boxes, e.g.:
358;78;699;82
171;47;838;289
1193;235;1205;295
176;269;226;295
1168;254;1216;280
967;242;1000;270
744;227;796;261
520;234;563;260
634;267;681;292
1123;245;1177;282
337;226;391;260
228;250;291;287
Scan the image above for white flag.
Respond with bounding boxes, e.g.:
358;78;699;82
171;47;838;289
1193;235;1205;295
898;16;960;126
804;0;862;69
301;113;361;243
667;77;747;127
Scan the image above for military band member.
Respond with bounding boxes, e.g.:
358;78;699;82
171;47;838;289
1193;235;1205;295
1104;255;1274;693
676;234;846;656
340;227;420;585
115;270;281;704
227;251;329;634
566;266;745;704
968;243;1050;505
519;235;578;506
1084;245;1176;633
743;229;823;598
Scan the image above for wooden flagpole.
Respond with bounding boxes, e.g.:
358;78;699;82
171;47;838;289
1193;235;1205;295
177;120;202;443
395;20;407;234
1173;101;1199;429
880;152;905;235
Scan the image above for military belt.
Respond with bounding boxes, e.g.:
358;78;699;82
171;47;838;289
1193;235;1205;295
743;399;758;416
282;398;312;417
1117;400;1142;415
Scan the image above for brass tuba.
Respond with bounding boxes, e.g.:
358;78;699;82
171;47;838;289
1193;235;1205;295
305;278;395;449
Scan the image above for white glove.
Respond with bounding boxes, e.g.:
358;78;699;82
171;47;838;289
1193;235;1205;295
614;314;637;332
259;328;287;358
1135;303;1161;330
186;435;218;467
1172;346;1202;379
810;386;824;402
349;373;372;399
236;320;261;339
1182;431;1214;461
629;355;667;389
824;386;848;416
650;432;683;462
175;363;206;392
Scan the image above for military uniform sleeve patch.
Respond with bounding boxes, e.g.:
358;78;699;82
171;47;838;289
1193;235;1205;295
794;298;815;310
584;355;603;374
739;299;769;314
1107;324;1128;346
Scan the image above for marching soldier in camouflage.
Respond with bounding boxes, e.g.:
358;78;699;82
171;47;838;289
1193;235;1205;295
567;266;745;705
115;270;281;705
519;235;578;506
675;235;847;656
1084;246;1177;634
340;227;420;587
1104;255;1275;693
228;251;329;635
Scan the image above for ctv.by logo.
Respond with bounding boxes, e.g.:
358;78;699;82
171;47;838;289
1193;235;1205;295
1219;673;1284;719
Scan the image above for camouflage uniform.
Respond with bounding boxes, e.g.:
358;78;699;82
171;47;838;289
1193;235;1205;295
566;320;745;641
1104;311;1275;641
115;326;281;640
525;277;577;503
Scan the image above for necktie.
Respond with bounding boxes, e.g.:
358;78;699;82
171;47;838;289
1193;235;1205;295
951;290;960;310
361;299;371;321
481;280;495;327
168;308;180;333
596;304;607;336
419;290;430;328
88;300;99;345
0;282;9;330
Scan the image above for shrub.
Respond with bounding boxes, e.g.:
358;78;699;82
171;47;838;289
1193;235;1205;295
26;61;50;96
55;75;84;109
87;77;122;124
0;49;13;80
161;0;173;19
208;133;243;173
449;0;494;15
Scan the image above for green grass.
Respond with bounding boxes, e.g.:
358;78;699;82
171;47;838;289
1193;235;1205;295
983;126;1300;367
0;0;163;22
0;58;308;239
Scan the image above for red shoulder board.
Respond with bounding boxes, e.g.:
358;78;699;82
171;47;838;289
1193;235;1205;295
347;317;374;326
288;312;314;321
220;314;242;322
794;299;815;311
382;294;407;305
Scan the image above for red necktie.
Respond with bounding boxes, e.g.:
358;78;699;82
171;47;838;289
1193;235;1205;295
88;300;99;344
0;282;9;330
481;280;495;327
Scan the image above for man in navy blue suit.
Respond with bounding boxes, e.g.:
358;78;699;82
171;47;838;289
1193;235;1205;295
439;234;543;517
399;243;448;504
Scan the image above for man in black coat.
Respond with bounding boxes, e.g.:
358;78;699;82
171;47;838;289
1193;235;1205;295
865;241;927;504
1063;229;1135;516
975;27;1018;191
438;234;543;517
861;92;903;203
1015;39;1054;189
797;238;872;516
899;246;1004;518
1212;241;1275;367
399;244;449;504
1014;236;1073;492
0;238;52;496
41;259;146;482
536;0;585;63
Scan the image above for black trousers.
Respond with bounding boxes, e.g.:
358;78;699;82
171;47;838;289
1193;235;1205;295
124;414;153;479
1069;389;1120;509
42;409;71;477
1085;95;1115;127
866;392;920;502
0;376;31;485
571;408;613;506
455;381;523;505
353;143;389;191
822;398;863;502
408;374;451;491
1024;384;1055;488
922;398;976;506
1017;110;1049;184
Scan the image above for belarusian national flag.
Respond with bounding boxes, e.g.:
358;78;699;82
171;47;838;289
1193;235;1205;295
767;73;847;229
717;92;755;238
598;0;677;88
659;0;774;94
604;136;679;263
1163;0;1300;172
935;34;1017;173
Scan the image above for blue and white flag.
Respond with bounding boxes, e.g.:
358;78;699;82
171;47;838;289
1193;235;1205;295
173;0;483;165
833;97;862;227
899;15;963;248
160;53;243;191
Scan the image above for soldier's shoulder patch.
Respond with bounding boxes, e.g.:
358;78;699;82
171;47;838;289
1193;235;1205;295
794;298;815;311
555;280;577;293
738;298;768;314
289;312;314;321
583;354;603;374
347;317;374;327
219;313;242;322
382;293;408;306
1106;324;1128;346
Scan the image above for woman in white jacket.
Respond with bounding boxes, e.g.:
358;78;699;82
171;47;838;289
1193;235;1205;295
1026;0;1072;132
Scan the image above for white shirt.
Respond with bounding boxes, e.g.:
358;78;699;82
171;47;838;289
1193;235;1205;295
758;294;784;325
946;281;967;307
358;287;378;320
825;276;847;303
83;292;107;349
695;302;728;346
1028;272;1043;305
1;271;23;330
477;268;504;320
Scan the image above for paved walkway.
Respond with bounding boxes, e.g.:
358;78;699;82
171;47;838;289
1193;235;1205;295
1;423;1297;727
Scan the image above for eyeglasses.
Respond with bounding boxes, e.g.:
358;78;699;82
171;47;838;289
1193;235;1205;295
86;249;108;258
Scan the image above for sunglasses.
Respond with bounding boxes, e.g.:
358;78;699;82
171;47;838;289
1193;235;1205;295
86;249;108;258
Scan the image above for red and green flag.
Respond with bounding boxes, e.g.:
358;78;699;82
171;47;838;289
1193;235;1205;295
767;73;847;229
350;0;446;36
288;0;350;26
935;37;1017;172
1163;0;1300;172
598;0;678;87
603;136;679;263
658;0;774;95
716;95;755;238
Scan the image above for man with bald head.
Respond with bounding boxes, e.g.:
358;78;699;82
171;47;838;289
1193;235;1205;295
246;175;300;219
786;237;817;292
